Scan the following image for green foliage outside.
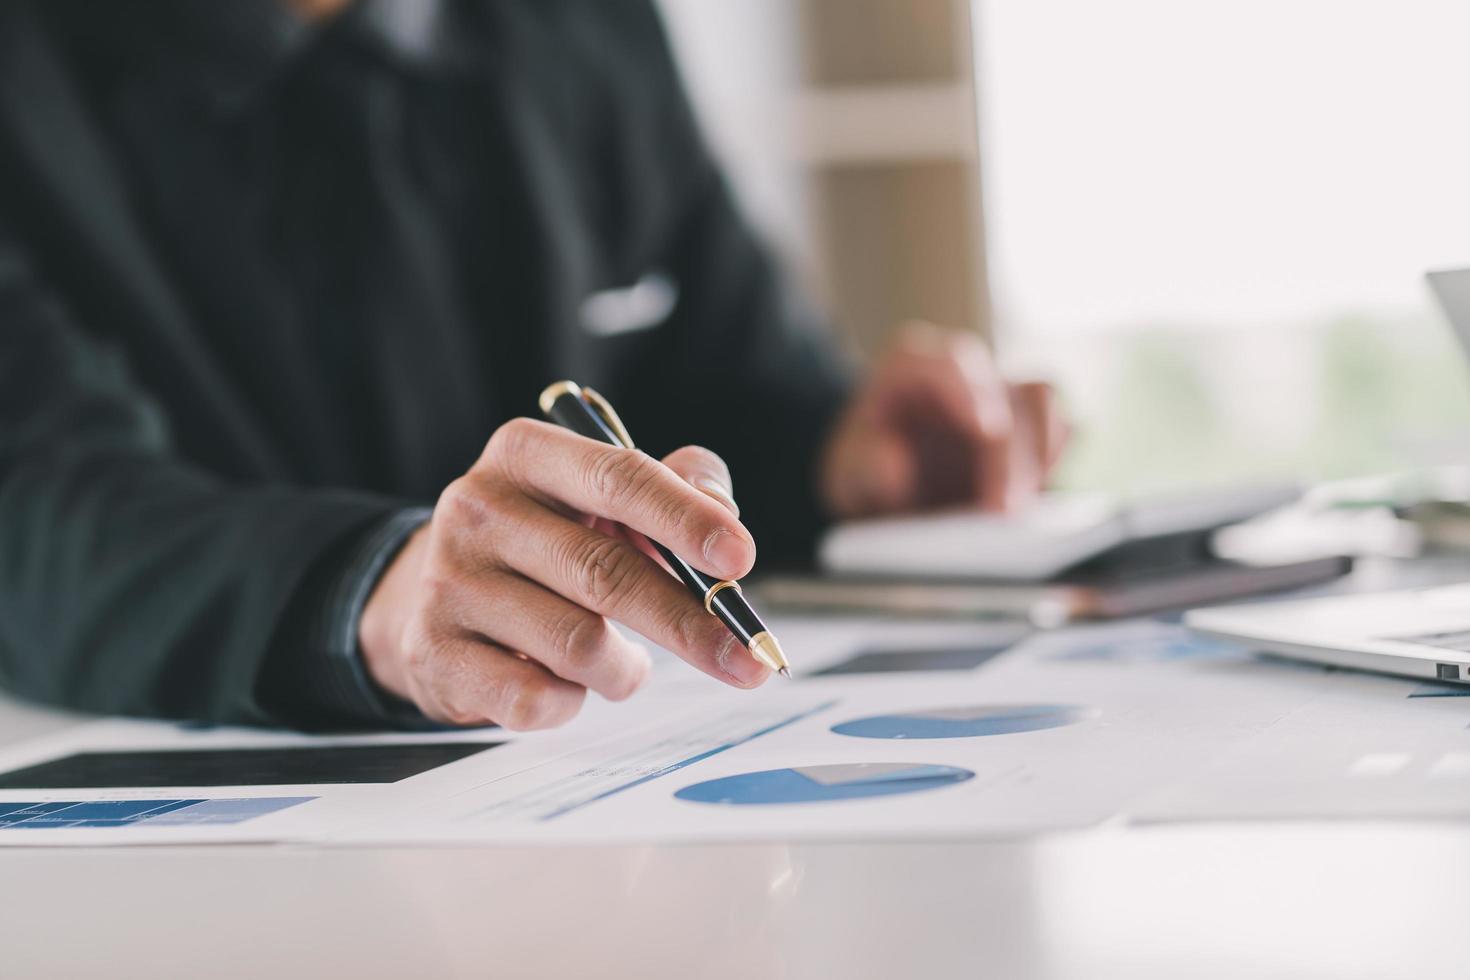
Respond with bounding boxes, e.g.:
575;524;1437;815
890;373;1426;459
1048;309;1470;494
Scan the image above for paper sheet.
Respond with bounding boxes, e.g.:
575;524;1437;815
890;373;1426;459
1;615;1466;846
1131;668;1470;822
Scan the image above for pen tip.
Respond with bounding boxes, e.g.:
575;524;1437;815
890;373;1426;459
749;632;792;676
778;666;791;679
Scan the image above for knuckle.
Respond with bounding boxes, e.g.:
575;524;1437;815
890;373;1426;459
664;599;721;659
591;450;700;542
418;573;459;613
628;466;699;539
402;621;445;675
500;681;557;731
437;477;496;529
441;700;487;728
487;417;538;461
412;643;488;727
556;610;611;672
568;534;641;608
648;491;697;545
585;446;649;504
402;673;437;717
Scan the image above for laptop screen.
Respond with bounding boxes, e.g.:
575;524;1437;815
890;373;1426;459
1429;268;1470;353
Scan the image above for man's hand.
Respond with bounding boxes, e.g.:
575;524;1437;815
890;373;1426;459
359;420;767;729
821;322;1068;519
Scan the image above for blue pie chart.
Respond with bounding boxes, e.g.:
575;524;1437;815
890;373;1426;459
675;763;974;806
831;704;1090;739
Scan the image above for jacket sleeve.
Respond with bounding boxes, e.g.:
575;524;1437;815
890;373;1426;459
595;1;857;565
0;226;410;727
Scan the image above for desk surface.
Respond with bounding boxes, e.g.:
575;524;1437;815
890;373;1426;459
4;559;1470;980
4;817;1468;979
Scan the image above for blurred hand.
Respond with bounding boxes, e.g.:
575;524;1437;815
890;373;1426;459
820;322;1068;519
359;419;768;729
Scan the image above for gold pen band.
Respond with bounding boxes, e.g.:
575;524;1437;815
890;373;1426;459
703;579;742;615
538;379;583;416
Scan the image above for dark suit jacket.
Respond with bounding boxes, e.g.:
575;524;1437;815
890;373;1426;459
0;0;850;726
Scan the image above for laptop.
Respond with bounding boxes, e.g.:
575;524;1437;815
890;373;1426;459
1185;268;1470;684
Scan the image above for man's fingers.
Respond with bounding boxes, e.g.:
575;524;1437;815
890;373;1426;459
1007;380;1070;502
1007;382;1050;504
1036;383;1072;473
662;445;739;518
890;326;1014;511
488;497;769;688
450;571;652;702
405;632;587;730
837;426;916;516
483;419;754;579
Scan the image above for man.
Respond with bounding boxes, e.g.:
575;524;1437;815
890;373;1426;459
0;0;1064;731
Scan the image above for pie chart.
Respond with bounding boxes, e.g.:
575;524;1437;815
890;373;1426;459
674;762;974;806
830;704;1091;739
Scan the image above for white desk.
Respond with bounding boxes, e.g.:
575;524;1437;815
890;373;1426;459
4;560;1470;980
3;795;1467;979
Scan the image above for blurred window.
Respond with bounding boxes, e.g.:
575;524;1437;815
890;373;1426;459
975;0;1470;491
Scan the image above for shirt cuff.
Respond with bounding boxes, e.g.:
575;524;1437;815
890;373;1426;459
305;506;443;730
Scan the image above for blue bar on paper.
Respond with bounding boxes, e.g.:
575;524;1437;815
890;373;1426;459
141;797;314;826
0;796;313;830
0;802;77;825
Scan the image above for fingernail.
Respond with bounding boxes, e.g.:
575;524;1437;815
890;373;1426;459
715;633;765;687
704;527;752;577
694;477;739;517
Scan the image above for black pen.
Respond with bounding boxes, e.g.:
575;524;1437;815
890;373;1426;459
539;380;792;678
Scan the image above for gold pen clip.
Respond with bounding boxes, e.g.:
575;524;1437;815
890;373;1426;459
580;386;636;450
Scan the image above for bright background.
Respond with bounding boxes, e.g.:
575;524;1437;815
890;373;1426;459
658;0;1470;494
978;0;1470;492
